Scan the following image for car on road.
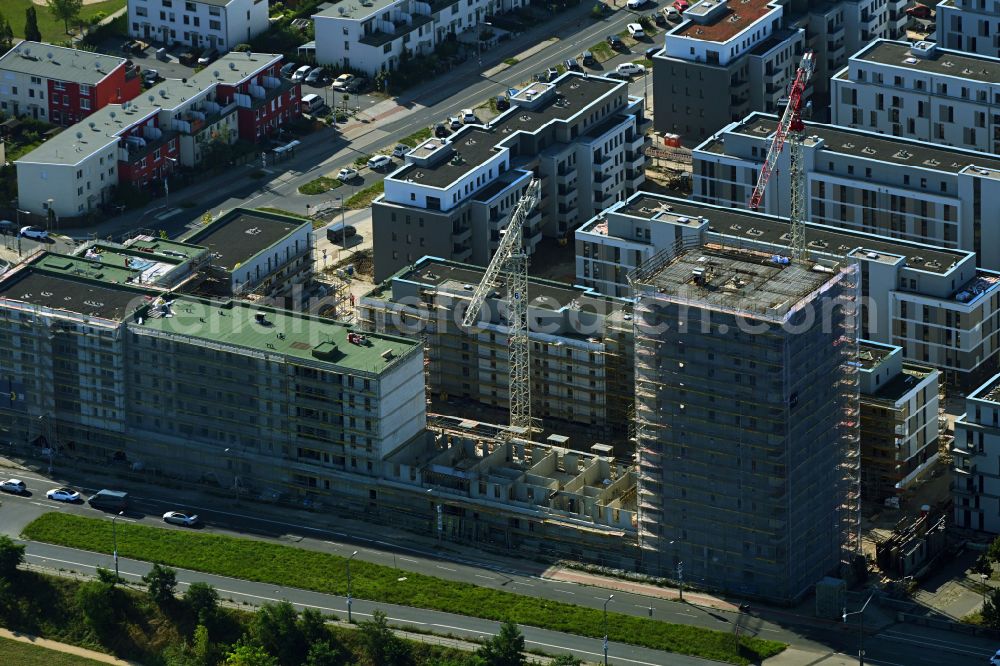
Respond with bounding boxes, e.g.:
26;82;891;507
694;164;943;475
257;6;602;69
448;116;461;129
291;65;312;82
332;73;355;90
20;226;48;240
606;34;624;50
626;0;646;8
581;50;596;66
336;167;359;181
280;61;298;77
564;58;581;72
46;487;81;502
627;23;645;38
305;67;326;85
0;479;26;494
462;108;477;123
495;95;510;110
197;48;219;65
434;123;449;138
163;511;200;527
367;154;392;170
392;144;411;158
616;62;646;78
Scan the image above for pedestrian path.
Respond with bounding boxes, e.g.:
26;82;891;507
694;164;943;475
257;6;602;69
0;627;138;665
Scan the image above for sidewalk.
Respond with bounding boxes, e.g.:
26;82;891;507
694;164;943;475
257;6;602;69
0;627;138;665
545;566;739;611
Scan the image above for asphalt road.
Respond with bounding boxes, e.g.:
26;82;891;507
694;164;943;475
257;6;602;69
1;463;995;666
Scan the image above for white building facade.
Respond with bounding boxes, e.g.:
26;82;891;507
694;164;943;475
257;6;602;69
129;0;269;50
953;373;1000;533
936;0;1000;57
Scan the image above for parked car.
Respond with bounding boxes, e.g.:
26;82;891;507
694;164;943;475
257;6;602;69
20;226;48;240
606;34;624;50
332;73;355;90
652;11;666;26
672;0;690;12
163;511;200;527
336;167;359;181
645;46;661;60
626;0;646;8
300;93;325;115
0;479;26;494
627;23;645;38
291;65;312;82
545;67;559;81
197;48;219;65
564;58;581;72
906;3;931;18
326;222;357;243
434;123;449;138
304;67;326;85
991;649;1000;666
616;62;646;77
581;50;596;66
142;69;160;85
46;487;80;502
392;144;411;158
448;116;461;129
664;6;681;20
346;76;367;93
280;61;298;77
462;108;477;123
367;154;392;170
495;95;510;111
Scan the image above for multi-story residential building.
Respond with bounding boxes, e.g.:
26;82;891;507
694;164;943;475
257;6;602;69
371;72;648;281
181;208;313;301
313;0;523;75
952;372;1000;533
831;39;1000;155
575;192;1000;387
857;340;940;502
0;42;142;125
129;0;269;51
691;112;1000;269
630;242;860;602
936;0;1000;57
15;52;298;217
358;256;634;440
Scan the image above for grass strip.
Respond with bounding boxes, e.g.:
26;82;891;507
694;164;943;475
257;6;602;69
345;181;385;209
298;176;343;195
503;57;519;66
400;127;433;147
588;41;614;62
23;513;786;665
0;635;109;666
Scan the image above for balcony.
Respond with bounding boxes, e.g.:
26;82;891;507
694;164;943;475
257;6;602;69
452;226;472;243
555;166;577;185
827;23;845;40
954;463;977;476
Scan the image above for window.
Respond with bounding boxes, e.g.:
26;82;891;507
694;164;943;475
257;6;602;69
80;98;90;110
209;19;220;29
79;84;91;96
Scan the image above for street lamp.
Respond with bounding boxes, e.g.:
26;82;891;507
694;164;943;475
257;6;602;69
842;592;875;666
224;447;240;504
602;594;614;666
45;198;55;233
346;550;358;623
164;157;178;197
982;573;989;608
112;510;124;584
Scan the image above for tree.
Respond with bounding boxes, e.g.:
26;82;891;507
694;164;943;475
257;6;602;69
303;641;348;666
476;620;526;666
249;600;305;666
0;14;12;51
77;580;118;639
223;640;278;666
143;563;178;606
988;535;1000;564
299;607;328;646
45;0;83;34
982;588;1000;630
0;535;25;580
549;657;582;666
975;554;993;578
357;610;412;666
24;6;41;42
184;581;219;625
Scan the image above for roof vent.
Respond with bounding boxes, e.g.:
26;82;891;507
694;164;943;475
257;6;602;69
254;311;269;325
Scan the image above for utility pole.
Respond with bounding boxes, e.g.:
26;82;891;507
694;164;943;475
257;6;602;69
843;592;875;666
677;560;684;601
346;550;358;622
602;594;614;666
112;511;124;583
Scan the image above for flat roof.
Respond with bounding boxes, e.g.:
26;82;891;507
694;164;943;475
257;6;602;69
78;245;184;285
125;236;207;261
0;268;148;321
633;244;841;320
0;42;125;84
611;194;963;275
315;0;396;20
857;340;894;370
853;40;1000;86
182;209;308;270
971;374;1000;405
391;73;624;190
869;364;936;403
728;113;1000;174
33;252;139;284
136;296;418;372
15;100;159;166
147;52;283;111
673;0;778;42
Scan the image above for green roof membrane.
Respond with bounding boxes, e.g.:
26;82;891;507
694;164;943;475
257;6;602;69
137;296;418;373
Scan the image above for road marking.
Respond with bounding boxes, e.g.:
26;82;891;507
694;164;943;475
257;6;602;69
675;612;697;617
399;557;419;564
431;624;490;636
554;589;574;595
524;639;663;666
513;581;534;587
760;627;781;633
436;565;458;572
475;574;495;581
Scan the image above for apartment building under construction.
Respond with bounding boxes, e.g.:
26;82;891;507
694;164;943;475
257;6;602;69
629;242;861;603
358;257;634;444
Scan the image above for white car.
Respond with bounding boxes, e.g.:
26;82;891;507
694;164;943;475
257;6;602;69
291;65;312;82
991;650;1000;666
163;511;200;527
392;144;411;158
332;73;355;91
627;23;645;38
367;155;392;170
626;0;646;8
46;487;81;502
664;6;681;20
20;226;48;240
616;62;646;77
462;108;477;123
448;116;461;130
336;167;359;181
0;479;26;495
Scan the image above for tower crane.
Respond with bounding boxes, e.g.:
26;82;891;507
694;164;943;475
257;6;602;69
748;51;814;260
462;179;541;438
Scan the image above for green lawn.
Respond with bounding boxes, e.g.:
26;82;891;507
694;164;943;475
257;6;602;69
0;635;109;666
399;126;432;148
298;176;343;195
345;180;384;209
588;41;614;63
0;0;126;43
23;513;787;666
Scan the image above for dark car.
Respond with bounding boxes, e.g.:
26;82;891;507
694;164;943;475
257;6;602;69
653;11;666;25
581;50;596;66
545;67;559;81
434;123;449;138
495;95;510;111
280;61;298;77
564;58;581;72
645;46;660;60
346;76;367;93
607;34;624;50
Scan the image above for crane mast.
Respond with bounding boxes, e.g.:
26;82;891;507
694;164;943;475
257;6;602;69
462;179;541;437
748;52;814;260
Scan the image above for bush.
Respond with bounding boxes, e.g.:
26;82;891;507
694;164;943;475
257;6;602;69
249;601;305;666
0;536;25;580
358;610;412;666
76;580;118;639
142;563;178;606
234;43;252;52
184;581;219;625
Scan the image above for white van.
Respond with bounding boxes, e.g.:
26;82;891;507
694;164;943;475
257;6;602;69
301;93;325;114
